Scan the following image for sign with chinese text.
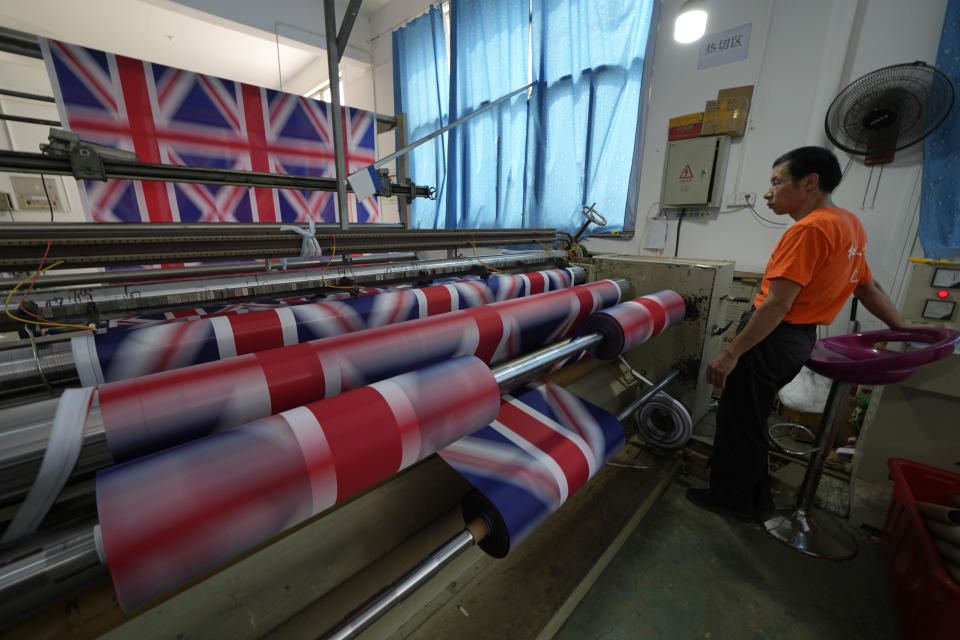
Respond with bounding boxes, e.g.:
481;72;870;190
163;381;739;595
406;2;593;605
698;24;752;70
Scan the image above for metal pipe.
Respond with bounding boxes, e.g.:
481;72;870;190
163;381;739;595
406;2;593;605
3;252;571;329
0;523;104;627
0;88;55;103
336;0;364;62
321;527;478;640
0;341;77;396
492;334;603;391
794;380;852;512
323;0;350;231
0;150;433;200
0;399;110;508
373;81;536;170
0;252;418;291
0;114;59;127
616;369;680;421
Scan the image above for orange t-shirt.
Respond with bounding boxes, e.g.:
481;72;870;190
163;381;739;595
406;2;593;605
754;207;872;325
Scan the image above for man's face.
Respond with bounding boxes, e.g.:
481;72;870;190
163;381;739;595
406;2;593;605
764;163;805;215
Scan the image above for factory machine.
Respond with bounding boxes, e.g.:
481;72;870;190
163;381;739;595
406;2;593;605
0;216;735;638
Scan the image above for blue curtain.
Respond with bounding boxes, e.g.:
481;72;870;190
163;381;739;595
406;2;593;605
919;0;960;260
526;0;656;234
446;0;531;229
393;0;656;234
392;7;449;228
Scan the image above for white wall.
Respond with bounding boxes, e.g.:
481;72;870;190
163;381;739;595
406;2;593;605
580;0;948;333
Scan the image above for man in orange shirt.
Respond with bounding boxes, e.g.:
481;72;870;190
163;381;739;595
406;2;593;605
687;146;904;522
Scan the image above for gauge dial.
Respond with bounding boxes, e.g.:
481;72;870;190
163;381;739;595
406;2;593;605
931;268;960;288
922;299;956;320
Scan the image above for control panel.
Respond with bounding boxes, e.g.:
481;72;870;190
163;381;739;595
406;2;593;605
901;261;960;330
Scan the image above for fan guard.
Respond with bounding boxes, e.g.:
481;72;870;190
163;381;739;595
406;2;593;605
825;62;955;163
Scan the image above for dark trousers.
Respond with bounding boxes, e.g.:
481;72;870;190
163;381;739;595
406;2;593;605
710;309;817;512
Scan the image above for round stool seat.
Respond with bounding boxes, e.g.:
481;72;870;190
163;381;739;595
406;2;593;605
806;327;960;384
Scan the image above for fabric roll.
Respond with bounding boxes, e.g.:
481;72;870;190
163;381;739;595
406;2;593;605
75;268;577;385
97;356;501;612
579;290;686;359
439;381;625;557
96;279;621;461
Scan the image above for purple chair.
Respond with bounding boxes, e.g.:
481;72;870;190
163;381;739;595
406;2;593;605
764;327;960;559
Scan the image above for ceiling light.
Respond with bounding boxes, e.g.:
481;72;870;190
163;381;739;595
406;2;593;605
675;0;708;44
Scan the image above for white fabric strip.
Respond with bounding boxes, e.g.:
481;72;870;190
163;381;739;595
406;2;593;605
504;392;597;477
444;284;461;311
275;306;300;346
1;387;97;542
369;378;421;469
209;315;237;359
490;418;570;503
282;406;338;514
412;288;428;318
70;334;104;387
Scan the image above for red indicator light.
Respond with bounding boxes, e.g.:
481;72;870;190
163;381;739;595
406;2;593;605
938;290;950;298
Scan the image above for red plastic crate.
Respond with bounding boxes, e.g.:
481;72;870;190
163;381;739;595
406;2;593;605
881;458;960;640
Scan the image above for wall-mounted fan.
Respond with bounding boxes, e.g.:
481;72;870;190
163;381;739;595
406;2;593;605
825;61;955;165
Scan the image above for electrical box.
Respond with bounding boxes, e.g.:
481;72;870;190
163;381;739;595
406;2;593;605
11;176;61;211
660;135;729;207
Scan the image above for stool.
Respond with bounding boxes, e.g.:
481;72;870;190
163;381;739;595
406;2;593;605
763;327;960;559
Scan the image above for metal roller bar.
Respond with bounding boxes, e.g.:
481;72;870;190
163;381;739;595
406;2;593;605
0;252;417;291
2;251;570;329
0;150;433;202
0;88;55;103
616;369;680;421
0;222;560;269
321;519;489;640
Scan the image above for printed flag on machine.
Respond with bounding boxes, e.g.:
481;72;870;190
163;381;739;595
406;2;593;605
39;38;380;224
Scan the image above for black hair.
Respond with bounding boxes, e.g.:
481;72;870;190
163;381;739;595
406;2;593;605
772;146;843;193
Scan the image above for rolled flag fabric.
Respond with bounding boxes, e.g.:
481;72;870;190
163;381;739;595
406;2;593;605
73;268;578;385
96;355;501;612
439;381;625;557
578;290;686;359
95;279;621;460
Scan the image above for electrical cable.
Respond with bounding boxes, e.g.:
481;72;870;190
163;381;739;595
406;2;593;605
319;235;363;290
40;173;54;223
633;392;693;449
746;195;786;227
674;209;683;257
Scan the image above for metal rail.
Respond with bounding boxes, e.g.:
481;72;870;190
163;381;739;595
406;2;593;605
0;223;560;269
0;150;432;202
1;251;568;329
0;252;417;291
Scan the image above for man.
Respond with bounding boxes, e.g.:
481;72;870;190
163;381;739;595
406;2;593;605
686;146;905;522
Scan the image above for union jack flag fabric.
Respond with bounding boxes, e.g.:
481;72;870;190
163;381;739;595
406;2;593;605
75;267;578;385
40;38;379;224
439;381;625;557
92;279;621;460
96;355;502;611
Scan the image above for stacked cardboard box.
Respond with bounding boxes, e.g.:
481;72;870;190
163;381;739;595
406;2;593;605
702;85;753;137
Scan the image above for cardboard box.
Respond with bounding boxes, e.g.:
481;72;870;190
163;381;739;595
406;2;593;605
701;96;750;136
668;111;703;140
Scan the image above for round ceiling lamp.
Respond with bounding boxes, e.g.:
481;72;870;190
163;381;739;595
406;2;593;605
675;0;708;44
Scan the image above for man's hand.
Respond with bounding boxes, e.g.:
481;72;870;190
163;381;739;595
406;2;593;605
707;349;739;388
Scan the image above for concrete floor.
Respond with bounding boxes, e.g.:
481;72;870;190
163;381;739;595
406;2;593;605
554;475;900;640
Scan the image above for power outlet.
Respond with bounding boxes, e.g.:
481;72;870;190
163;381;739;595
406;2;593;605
726;191;759;208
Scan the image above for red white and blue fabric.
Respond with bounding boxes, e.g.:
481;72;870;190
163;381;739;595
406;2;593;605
579;290;686;359
73;268;578;384
93;279;621;461
486;269;574;301
39;38;379;224
439;381;625;556
95;355;501;612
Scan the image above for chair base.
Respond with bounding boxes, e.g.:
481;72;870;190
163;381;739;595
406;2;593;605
762;508;858;560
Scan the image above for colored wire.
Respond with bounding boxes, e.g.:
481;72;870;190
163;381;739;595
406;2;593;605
534;239;576;267
40;173;54;223
16;241;55;324
468;233;503;274
320;235;362;290
4;262;96;331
